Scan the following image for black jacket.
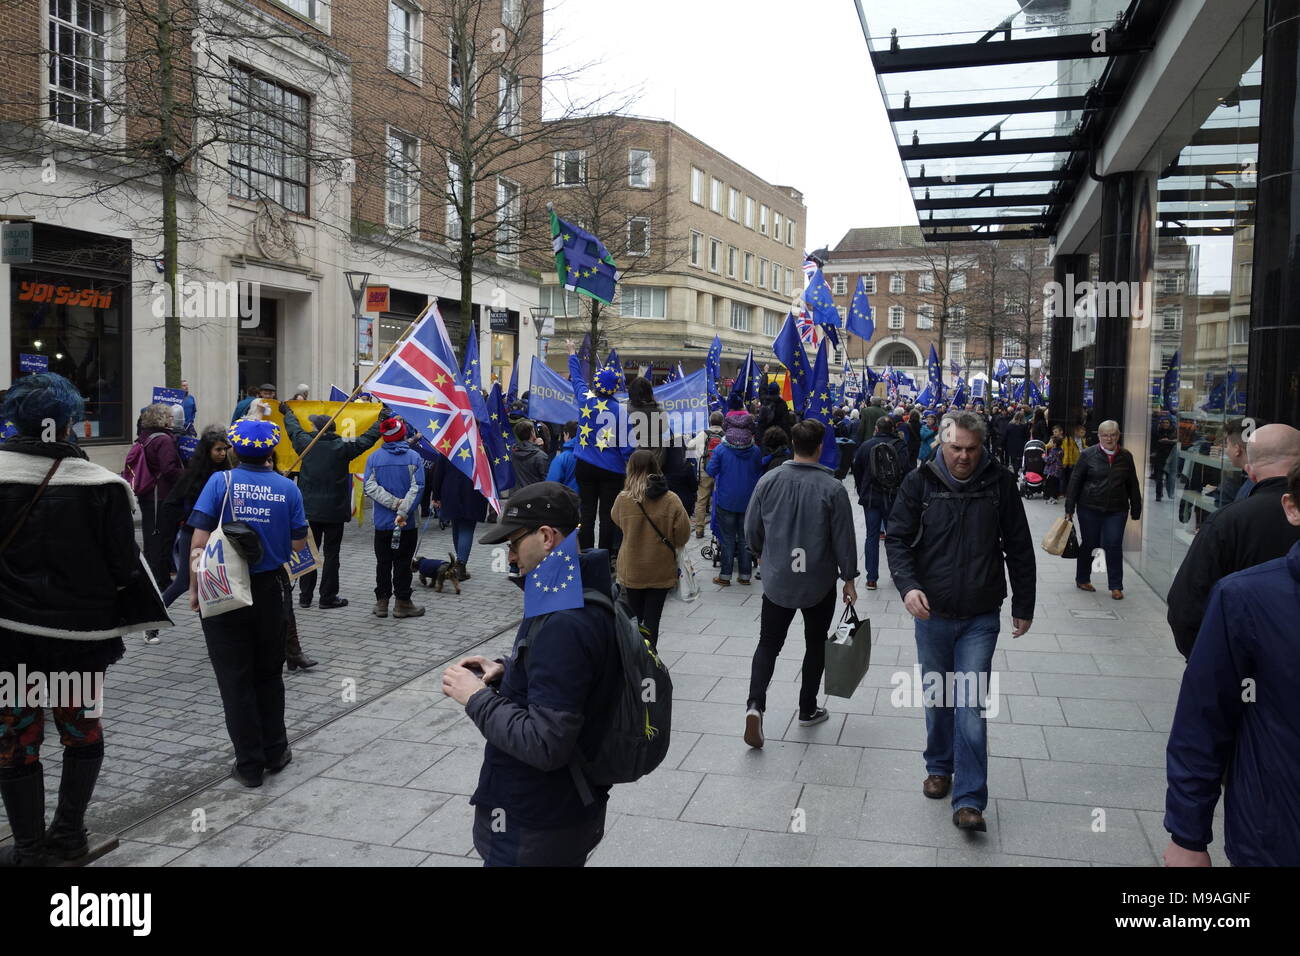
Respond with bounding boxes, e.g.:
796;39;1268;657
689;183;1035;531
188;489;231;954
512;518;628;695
885;453;1036;621
284;409;383;523
852;434;909;509
0;438;170;649
757;395;793;436
1065;444;1142;517
510;441;552;487
1165;476;1300;659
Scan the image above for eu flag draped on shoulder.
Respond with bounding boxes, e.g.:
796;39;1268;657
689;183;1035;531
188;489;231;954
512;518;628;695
846;275;874;342
569;345;626;475
366;300;499;512
523;529;585;618
805;339;839;469
773;312;812;415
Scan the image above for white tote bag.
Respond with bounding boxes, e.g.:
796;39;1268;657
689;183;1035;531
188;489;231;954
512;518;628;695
196;473;254;618
675;547;701;603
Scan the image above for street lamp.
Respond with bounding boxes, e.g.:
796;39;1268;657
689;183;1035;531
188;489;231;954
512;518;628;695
344;270;370;391
529;305;551;365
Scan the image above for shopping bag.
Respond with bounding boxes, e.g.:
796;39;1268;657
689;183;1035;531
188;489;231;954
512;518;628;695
674;548;701;603
285;532;323;582
1041;515;1073;556
196;474;254;618
824;603;872;698
1061;524;1080;560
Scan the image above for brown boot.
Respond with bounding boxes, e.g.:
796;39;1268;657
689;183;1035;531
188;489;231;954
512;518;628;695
922;774;952;799
952;807;987;831
373;597;389;618
392;598;425;618
284;613;317;671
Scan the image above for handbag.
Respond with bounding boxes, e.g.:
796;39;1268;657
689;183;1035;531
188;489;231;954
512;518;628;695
824;603;872;698
637;499;699;603
1061;523;1080;560
196;473;255;618
1041;515;1072;556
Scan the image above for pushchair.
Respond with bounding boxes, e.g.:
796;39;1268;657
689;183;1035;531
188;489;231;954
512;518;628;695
1019;439;1046;498
700;536;720;568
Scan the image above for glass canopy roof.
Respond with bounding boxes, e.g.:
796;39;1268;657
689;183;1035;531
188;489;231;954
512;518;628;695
854;0;1173;240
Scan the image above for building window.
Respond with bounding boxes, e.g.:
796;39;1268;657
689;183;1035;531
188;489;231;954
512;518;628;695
385;130;419;229
278;0;320;19
229;65;310;214
502;0;521;31
918;272;934;293
759;204;769;235
497;72;521;135
772;265;781;293
758;258;768;288
445;154;467;241
744;196;754;228
730;302;751;332
946;338;966;365
388;2;419;76
836;306;847;325
773;212;782;241
785;268;793;295
763;309;782;337
1230;313;1249;345
951;272;966;291
449;33;474;110
743;252;754;284
862;274;876;294
726;246;738;278
1160;306;1183;331
832;275;847;295
496;177;519;261
46;0;112;133
691;167;704;204
888;305;904;330
1002;337;1022;358
554;149;586;186
619;285;666;319
881;345;914;368
689;231;703;268
627;217;650;256
917;306;933;330
948;305;966;323
728;187;739;220
786;219;795;246
542;286;584;317
1158;272;1184;294
1236;261;1253;296
711;177;723;213
628;149;651;187
889;273;904;294
708;238;722;273
834;344;845;366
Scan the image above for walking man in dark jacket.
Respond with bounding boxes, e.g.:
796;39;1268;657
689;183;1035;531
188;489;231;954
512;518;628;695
851;416;908;590
282;403;385;609
510;420;551;487
442;482;621;866
885;412;1035;832
1165;424;1300;659
1163;460;1300;866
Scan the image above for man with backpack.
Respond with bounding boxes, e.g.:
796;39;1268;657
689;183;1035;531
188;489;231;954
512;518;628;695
442;482;641;867
884;412;1035;833
124;403;185;586
852;416;908;590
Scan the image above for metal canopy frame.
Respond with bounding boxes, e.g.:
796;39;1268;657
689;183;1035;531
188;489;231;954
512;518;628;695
857;0;1173;242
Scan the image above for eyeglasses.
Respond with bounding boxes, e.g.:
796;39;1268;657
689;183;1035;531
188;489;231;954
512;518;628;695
506;526;538;550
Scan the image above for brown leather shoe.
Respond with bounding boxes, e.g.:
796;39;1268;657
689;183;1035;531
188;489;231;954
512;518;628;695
1111;589;1124;600
953;808;987;831
922;774;952;799
1076;582;1096;592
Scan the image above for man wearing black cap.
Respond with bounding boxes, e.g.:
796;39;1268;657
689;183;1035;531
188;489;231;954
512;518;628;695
281;402;386;610
441;482;622;866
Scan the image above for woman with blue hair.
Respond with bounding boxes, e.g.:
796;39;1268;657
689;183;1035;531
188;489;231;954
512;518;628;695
0;373;169;866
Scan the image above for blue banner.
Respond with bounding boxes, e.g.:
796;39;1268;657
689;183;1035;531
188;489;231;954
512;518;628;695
528;357;579;422
651;369;709;437
152;386;185;405
19;353;48;374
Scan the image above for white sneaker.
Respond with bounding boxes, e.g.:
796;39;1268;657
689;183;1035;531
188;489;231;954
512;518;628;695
143;630;160;645
744;706;764;749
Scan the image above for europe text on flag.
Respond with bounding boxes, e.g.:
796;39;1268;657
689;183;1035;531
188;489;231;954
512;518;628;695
773;312;812;415
366;301;499;512
523;529;585;618
805;339;839;469
551;206;618;305
846;276;874;342
484;383;516;492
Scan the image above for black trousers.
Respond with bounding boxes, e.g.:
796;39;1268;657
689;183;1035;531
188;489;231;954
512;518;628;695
300;520;344;602
140;491;170;586
624;587;671;648
374;528;419;600
201;570;289;779
473;804;606;867
575;460;624;552
748;587;838;717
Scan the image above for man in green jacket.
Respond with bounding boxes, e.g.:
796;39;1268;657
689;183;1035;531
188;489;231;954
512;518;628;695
856;397;887;445
281;402;385;608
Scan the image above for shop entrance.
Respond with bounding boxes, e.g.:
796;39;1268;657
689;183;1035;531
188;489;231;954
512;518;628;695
237;297;278;400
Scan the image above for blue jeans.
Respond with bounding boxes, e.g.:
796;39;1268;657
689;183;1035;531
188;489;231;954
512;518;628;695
715;507;751;580
862;502;885;582
451;520;476;564
914;612;1000;811
1076;504;1126;591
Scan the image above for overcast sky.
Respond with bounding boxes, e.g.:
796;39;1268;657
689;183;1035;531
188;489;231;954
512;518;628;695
544;0;917;251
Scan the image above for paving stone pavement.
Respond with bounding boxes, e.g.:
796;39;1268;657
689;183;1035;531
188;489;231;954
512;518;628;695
94;485;1220;867
0;514;522;846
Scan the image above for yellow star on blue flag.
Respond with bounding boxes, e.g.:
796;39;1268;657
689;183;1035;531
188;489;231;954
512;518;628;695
523;530;585;617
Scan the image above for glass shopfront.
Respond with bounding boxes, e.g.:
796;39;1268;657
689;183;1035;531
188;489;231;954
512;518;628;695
1126;4;1263;598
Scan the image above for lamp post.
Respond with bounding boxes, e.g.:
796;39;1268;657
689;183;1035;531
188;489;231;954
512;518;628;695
529;305;551;366
344;270;370;391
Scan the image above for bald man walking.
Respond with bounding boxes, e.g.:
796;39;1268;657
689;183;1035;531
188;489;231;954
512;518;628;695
1167;423;1300;660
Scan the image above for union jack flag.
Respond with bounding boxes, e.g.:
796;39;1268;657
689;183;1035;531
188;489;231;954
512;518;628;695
795;305;821;350
367;301;499;512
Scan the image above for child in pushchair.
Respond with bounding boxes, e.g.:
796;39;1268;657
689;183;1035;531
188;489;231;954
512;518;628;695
1019;439;1046;498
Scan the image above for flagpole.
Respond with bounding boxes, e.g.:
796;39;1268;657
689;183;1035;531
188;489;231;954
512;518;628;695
283;302;436;473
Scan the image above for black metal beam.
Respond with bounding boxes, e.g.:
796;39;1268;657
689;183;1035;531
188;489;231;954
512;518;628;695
1162;163;1260;179
907;169;1062;187
871;31;1149;74
1188;125;1260;146
900;134;1080;161
921;229;1046;242
1158;225;1242;237
915;192;1053;210
887;95;1088;122
923;214;1047;227
1156;208;1253;221
1157;187;1254;202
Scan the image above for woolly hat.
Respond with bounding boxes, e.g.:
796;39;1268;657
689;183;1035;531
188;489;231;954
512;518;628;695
380;417;407;442
227;418;280;453
592;366;621;396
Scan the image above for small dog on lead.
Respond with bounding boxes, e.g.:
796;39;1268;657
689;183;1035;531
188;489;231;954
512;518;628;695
413;554;461;594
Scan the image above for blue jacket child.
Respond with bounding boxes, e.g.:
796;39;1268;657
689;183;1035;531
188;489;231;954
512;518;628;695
363;435;425;531
546;436;580;491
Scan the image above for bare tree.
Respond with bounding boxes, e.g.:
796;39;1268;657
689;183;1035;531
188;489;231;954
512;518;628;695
1003;238;1053;381
899;237;978;367
963;239;1023;390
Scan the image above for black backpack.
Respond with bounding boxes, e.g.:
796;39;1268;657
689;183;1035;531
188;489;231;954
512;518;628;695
870;438;906;494
525;588;673;804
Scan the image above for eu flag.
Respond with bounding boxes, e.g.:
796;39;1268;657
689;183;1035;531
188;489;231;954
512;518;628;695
927;344;945;403
846;276;874;342
803;269;841;327
731;350;754;403
577;332;593;383
993;359;1011;382
461;322;492;425
551;206;618;305
805;340;839;469
507;358;519;406
606;348;626;389
773;312;812;415
523;529;585;618
483;382;516;492
750;354;764;401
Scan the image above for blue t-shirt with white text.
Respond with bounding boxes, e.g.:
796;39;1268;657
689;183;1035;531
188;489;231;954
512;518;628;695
189;465;308;573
